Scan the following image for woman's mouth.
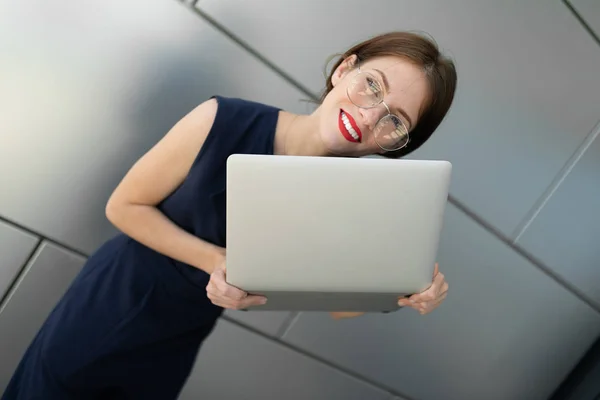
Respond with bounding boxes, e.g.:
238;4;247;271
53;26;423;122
339;110;362;143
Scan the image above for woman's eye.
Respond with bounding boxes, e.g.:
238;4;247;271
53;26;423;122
366;77;381;95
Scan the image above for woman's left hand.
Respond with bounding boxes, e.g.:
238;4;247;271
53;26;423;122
398;263;448;315
330;263;448;320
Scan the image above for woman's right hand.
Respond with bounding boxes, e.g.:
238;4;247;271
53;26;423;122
206;262;268;310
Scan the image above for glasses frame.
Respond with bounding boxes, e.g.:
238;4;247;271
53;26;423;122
346;65;410;152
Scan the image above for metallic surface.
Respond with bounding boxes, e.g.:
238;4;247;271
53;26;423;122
0;222;38;301
569;0;600;38
282;204;600;400
178;319;396;400
223;310;292;337
0;0;306;389
0;0;599;398
0;0;312;255
0;242;85;393
518;128;600;307
198;0;600;237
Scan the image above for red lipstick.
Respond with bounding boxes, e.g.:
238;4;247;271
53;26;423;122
338;109;363;143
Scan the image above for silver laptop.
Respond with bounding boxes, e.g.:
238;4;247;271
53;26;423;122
225;154;452;312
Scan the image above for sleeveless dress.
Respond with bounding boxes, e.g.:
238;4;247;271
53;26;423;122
2;96;281;399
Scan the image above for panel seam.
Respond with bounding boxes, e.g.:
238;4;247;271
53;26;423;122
0;239;43;314
222;315;413;400
181;1;600;312
1;0;598;315
512;119;600;242
0;214;90;259
562;0;600;48
275;311;301;338
450;194;600;313
181;2;317;101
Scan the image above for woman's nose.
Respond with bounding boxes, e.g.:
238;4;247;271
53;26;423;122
358;106;384;129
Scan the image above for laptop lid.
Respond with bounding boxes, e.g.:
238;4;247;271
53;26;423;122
225;154;451;312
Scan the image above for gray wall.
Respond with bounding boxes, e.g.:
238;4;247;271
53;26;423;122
1;0;599;399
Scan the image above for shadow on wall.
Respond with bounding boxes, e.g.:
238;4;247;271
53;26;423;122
0;0;232;254
59;40;234;252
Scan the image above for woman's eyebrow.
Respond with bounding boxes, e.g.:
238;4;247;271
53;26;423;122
373;68;414;129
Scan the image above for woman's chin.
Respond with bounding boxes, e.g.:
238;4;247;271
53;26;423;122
325;146;366;158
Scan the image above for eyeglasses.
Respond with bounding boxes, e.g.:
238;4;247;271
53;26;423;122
346;66;410;152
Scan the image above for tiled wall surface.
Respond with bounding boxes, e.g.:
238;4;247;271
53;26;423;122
0;222;38;301
178;319;395;400
1;0;599;398
570;0;600;37
198;0;600;237
0;242;86;394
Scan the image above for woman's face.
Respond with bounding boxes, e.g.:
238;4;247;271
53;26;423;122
318;55;430;157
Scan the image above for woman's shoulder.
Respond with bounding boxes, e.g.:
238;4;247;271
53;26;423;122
195;96;281;158
184;96;280;144
208;95;282;139
210;95;282;116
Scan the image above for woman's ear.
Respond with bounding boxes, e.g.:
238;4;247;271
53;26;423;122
331;54;359;87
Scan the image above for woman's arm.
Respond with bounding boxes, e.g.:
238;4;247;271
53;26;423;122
330;312;365;319
105;98;223;274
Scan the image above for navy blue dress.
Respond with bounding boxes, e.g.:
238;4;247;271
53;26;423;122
3;96;281;399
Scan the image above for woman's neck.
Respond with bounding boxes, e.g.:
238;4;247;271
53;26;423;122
273;110;328;157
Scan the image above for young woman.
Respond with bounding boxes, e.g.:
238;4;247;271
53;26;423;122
4;31;457;399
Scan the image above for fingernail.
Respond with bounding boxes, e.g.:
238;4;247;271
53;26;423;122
410;299;415;304
260;298;268;304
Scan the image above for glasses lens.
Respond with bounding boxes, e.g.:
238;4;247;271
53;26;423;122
347;72;383;108
374;115;409;151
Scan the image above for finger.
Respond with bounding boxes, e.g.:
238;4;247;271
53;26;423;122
409;270;445;302
210;267;247;300
206;291;228;308
409;289;437;304
207;289;241;309
433;271;445;289
239;294;268;309
419;292;448;314
398;297;411;306
415;280;449;310
399;295;420;307
422;283;448;304
222;284;248;301
211;299;234;309
419;273;444;297
430;291;448;306
207;291;234;308
413;272;445;302
439;282;449;296
207;279;246;308
206;278;226;300
397;265;443;307
413;282;448;308
206;282;219;298
212;266;226;283
216;294;265;310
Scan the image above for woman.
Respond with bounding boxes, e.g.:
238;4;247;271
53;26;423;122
4;31;456;399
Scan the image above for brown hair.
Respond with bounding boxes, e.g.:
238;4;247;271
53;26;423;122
321;31;457;158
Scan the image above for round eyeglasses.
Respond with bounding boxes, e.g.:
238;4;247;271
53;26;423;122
346;67;410;152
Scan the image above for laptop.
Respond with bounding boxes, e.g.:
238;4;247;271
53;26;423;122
225;154;452;312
